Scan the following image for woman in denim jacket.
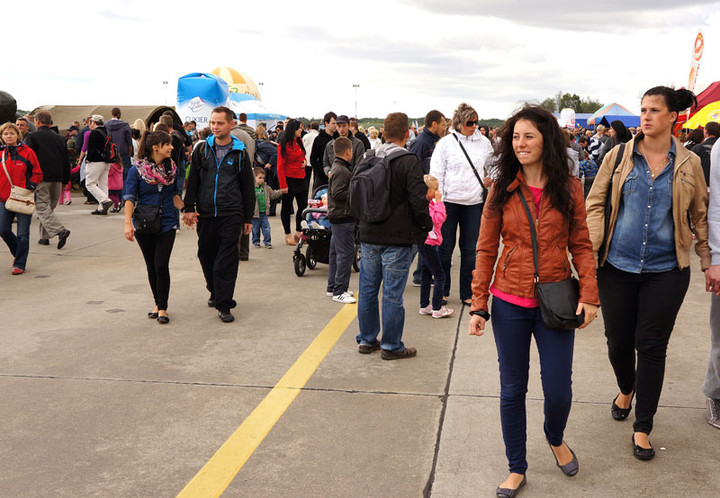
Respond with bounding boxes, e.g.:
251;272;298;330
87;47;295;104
586;86;710;460
123;131;184;324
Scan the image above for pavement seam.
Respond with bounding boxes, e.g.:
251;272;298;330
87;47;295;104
422;303;464;498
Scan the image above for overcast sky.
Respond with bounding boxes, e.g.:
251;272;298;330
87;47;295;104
4;0;720;120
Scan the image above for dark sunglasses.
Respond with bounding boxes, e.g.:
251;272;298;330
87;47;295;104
465;120;478;127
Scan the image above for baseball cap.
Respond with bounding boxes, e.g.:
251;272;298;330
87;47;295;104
336;115;350;124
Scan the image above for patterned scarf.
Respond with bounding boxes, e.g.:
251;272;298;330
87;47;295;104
135;158;176;186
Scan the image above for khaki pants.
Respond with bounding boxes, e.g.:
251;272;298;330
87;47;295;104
85;161;110;204
35;181;64;239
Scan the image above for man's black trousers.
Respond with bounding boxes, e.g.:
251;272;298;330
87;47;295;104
197;214;243;312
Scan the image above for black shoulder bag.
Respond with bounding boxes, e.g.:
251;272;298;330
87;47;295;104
516;189;584;330
133;184;165;235
453;133;489;201
598;143;626;257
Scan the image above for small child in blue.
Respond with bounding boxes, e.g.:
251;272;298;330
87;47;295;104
419;175;453;318
252;167;283;248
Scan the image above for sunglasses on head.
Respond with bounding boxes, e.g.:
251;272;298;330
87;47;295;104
465;120;478;127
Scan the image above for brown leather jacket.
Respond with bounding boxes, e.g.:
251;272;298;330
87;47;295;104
470;172;599;313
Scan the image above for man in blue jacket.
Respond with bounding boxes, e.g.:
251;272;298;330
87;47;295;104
182;107;255;323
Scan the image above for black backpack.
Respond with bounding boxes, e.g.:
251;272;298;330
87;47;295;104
99;128;120;163
700;143;713;186
349;148;411;223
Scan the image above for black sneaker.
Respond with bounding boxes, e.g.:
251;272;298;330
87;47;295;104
208;298;216;308
57;229;70;249
38;238;49;246
381;347;417;360
218;310;234;323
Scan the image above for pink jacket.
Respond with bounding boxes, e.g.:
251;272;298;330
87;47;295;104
424;199;446;246
107;162;124;190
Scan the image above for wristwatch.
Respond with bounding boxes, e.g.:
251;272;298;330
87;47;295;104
469;310;490;320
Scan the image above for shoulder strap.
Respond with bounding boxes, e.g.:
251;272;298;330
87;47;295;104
2;150;15;187
516;189;539;282
453;133;484;187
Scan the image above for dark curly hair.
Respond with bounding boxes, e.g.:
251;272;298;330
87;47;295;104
488;104;574;224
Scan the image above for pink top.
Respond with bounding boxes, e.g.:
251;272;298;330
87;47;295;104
425;199;446;246
489;185;544;308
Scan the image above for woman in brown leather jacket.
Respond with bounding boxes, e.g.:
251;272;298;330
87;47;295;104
468;105;599;498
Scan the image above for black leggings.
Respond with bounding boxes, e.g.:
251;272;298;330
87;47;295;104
136;229;176;311
598;263;690;434
281;176;308;234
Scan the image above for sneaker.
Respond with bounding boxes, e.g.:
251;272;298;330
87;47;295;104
57;229;71;249
708;397;720;429
432;307;455;319
11;267;24;275
419;305;433;315
253;243;261;248
381;347;417;360
328;290;354;297
38;238;49;246
358;342;381;354
90;209;107;215
218;310;234;323
100;199;113;214
411;281;421;287
326;291;334;297
265;244;272;249
333;292;357;304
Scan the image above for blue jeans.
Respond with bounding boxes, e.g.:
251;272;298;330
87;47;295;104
419;244;445;310
438;201;483;301
251;214;271;245
491;296;575;475
327;221;356;296
0;202;32;270
356;243;414;353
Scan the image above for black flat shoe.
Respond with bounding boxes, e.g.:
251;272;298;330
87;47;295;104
207;298;216;308
632;434;655;460
496;475;526;498
157;315;169;324
612;392;634;421
549;441;579;476
148;311;159;319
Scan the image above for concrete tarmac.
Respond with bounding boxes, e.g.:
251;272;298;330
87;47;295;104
1;196;718;497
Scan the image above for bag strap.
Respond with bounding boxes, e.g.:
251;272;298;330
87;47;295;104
516;188;539;283
599;142;626;253
2;150;15;187
452;133;485;187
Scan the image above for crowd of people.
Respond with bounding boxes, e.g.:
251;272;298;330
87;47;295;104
2;85;720;497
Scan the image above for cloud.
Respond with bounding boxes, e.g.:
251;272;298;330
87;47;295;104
402;0;720;31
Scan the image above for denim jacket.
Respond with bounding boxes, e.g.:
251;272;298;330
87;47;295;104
606;141;676;273
123;165;180;234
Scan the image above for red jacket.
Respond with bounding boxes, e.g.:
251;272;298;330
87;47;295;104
0;145;43;202
470;172;599;313
277;141;305;189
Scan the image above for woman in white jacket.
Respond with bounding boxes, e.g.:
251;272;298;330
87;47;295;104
430;103;494;305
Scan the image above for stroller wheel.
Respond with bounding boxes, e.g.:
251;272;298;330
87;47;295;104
294;254;307;276
306;246;317;269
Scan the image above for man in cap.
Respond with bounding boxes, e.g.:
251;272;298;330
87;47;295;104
83;115;114;215
322;115;365;177
24;111;72;248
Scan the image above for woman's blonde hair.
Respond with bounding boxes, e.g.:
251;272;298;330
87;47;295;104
424;174;439;190
451;103;478;132
256;124;267;140
0;122;22;144
368;126;378;139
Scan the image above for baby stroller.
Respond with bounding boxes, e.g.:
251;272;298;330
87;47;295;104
293;185;361;277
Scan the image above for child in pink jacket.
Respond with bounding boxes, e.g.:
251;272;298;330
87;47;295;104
419;175;453;318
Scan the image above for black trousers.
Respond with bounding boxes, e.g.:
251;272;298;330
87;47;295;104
281;177;308;234
598;263;690;434
136;229;177;311
197;215;243;312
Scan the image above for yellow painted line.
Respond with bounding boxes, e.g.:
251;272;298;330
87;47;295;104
177;304;358;498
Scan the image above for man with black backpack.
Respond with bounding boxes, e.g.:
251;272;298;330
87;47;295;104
353;112;432;360
691;121;719;188
84;115;114;215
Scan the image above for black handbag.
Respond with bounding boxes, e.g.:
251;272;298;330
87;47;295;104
132;186;165;235
516;189;584;330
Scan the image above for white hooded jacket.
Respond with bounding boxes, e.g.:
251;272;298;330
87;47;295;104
430;130;494;205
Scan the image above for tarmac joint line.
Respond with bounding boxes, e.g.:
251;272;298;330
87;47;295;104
176;303;358;498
